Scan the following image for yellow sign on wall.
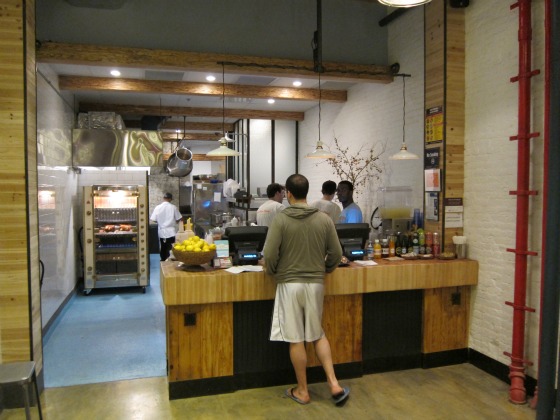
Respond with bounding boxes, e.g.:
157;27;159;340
425;106;444;144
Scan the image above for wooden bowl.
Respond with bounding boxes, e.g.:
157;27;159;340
172;248;216;266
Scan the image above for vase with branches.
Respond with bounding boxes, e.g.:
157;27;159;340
320;137;384;197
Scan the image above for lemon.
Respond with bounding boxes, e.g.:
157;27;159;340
194;247;202;252
209;243;216;250
186;245;194;251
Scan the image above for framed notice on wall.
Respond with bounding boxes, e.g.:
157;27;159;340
425;106;443;144
424;169;441;192
426;192;439;221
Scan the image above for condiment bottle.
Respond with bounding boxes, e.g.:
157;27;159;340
381;238;389;258
395;233;402;256
433;232;440;256
389;236;396;257
401;233;409;254
366;240;374;260
373;239;382;259
412;232;420;254
418;231;425;254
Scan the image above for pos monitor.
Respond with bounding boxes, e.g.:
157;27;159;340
224;226;268;265
335;223;370;261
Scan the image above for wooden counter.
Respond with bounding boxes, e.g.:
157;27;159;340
160;259;478;399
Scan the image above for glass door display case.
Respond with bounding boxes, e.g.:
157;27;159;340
83;185;149;294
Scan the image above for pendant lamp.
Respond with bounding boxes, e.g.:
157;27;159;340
207;64;240;157
306;0;335;160
389;74;419;160
378;0;432;7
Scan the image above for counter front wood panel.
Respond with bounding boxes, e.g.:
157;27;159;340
160;259;478;306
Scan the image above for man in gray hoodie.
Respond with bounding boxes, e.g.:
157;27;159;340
264;174;350;406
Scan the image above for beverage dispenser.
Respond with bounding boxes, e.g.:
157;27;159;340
378;186;413;235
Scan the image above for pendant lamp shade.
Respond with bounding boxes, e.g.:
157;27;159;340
206;64;240;157
306;140;335;159
378;0;432;7
389;74;419;161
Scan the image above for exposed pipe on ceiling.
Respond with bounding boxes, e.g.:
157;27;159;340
505;0;540;405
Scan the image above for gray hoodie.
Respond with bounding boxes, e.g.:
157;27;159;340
264;204;342;284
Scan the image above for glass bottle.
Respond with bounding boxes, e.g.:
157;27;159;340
373;239;382;259
366;240;374;260
395;233;402;256
401;233;409;254
412;232;420;254
381;238;389;258
418;231;426;254
389;236;396;257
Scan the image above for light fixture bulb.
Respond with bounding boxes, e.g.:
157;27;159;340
110;69;121;77
206;137;240;157
378;0;432;7
206;75;216;82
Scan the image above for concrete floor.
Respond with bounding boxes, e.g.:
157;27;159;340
1;363;535;419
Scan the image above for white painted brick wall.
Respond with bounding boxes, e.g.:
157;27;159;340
465;1;544;377
299;7;425;224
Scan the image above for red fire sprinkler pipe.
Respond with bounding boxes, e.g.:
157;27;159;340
505;0;540;404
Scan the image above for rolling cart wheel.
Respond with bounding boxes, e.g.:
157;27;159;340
83;289;92;296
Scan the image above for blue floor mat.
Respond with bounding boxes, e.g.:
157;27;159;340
43;255;166;387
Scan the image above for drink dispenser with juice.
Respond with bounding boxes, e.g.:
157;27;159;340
378;186;413;236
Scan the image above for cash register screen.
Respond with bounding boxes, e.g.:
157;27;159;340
335;223;370;261
224;226;268;264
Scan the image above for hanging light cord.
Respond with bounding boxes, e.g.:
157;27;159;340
402;75;406;145
222;63;226;137
318;70;322;142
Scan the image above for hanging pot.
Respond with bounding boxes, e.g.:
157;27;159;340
166;146;193;177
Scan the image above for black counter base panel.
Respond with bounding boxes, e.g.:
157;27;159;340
169;376;235;400
422;348;469;369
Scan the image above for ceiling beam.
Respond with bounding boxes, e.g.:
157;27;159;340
80;103;305;121
124;120;234;132
58;76;347;102
37;42;394;84
161;132;221;142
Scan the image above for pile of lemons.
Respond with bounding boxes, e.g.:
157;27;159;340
174;236;216;253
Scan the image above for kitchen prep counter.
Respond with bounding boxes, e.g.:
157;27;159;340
160;258;478;399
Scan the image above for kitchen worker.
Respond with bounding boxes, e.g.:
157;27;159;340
150;192;182;261
310;180;341;224
336;181;363;223
264;174;350;406
256;183;286;227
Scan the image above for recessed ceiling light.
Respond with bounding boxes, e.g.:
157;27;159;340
206;75;216;82
110;69;121;77
293;81;302;87
268;98;275;104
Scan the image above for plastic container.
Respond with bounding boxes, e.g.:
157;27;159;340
378;186;413;219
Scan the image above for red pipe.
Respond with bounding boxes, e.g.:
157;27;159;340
529;0;551;409
507;0;537;404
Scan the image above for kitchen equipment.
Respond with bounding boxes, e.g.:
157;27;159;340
166;146;193;177
378;186;413;235
82;185;149;294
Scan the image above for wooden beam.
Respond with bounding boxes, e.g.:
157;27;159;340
161;132;221;142
79;102;305;121
124;120;234;132
37;42;393;84
59;75;347;103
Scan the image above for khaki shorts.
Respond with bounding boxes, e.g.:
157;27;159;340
270;282;325;343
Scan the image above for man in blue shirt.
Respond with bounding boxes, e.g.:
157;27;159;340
336;181;363;223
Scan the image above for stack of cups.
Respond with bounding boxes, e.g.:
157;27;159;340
452;236;468;259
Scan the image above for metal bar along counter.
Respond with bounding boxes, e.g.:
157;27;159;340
160;258;478;399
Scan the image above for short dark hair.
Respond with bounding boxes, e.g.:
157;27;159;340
338;180;354;191
285;174;309;200
266;183;284;198
163;192;173;199
321;180;337;195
